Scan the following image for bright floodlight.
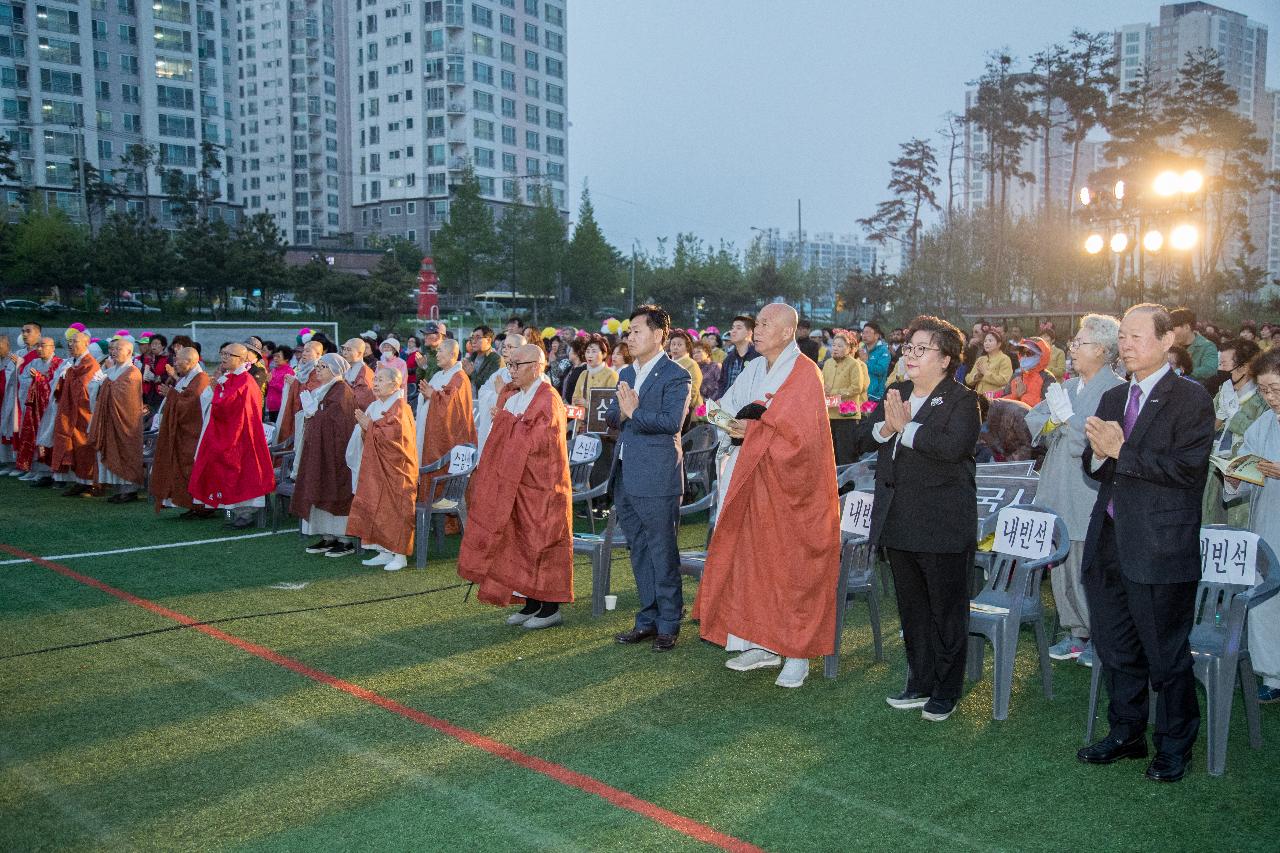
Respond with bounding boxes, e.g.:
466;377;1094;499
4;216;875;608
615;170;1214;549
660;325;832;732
1180;170;1204;194
1143;229;1164;252
1114;180;1126;200
1110;232;1130;254
1084;234;1105;254
1169;223;1198;251
1153;170;1180;197
1079;187;1091;207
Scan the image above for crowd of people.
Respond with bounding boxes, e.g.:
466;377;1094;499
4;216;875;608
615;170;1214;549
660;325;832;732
2;300;1278;783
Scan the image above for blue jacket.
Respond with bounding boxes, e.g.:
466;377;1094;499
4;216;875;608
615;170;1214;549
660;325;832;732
865;340;891;401
605;354;691;497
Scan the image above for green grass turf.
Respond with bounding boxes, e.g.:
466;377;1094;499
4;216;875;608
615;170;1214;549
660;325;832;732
2;475;1279;852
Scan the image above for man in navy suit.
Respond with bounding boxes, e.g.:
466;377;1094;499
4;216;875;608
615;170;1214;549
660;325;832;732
1077;303;1214;783
605;304;692;652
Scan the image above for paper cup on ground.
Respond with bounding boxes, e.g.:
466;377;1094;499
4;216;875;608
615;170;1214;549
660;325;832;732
604;595;618;611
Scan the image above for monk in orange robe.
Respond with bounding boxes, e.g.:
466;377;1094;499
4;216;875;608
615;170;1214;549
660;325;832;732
88;336;146;503
50;332;102;498
458;344;574;629
694;303;841;689
341;338;377;408
274;340;323;446
150;346;213;517
414;338;476;505
346;367;419;572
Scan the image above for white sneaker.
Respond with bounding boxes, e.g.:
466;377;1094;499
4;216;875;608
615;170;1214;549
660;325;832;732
362;551;393;566
382;555;407;571
505;610;536;626
5;468;20;477
522;611;564;630
725;648;782;672
775;657;810;688
17;471;36;481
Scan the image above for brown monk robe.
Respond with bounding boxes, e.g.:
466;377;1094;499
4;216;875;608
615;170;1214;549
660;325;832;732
458;345;573;628
414;338;476;505
87;337;146;502
274;340;324;446
345;367;419;572
150;347;212;515
341;339;377;408
51;333;102;496
289;354;360;556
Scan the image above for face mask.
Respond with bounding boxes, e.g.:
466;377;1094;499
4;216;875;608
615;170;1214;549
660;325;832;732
1019;355;1040;371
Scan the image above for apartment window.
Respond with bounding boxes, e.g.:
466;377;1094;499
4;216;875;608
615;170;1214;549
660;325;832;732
425;115;444;137
500;69;515;91
525;130;538;150
42;130;77;156
524;0;537;14
545;57;562;78
474;147;494;168
154;26;193;53
472;33;493;56
95;80;110;99
502;179;516;199
96;109;112;131
544;4;562;26
524;49;538;70
525;77;538;98
501;124;515;145
118;24;137;44
424;0;443;23
92;18;108;40
472;62;493;85
157;84;194;110
544;30;562;53
501;151;516;172
473;90;493;112
425;28;444;51
40;68;83;95
474;118;494;140
123;113;142;132
155;58;193;81
425;87;444;109
546;135;563;156
500;97;515;118
92;49;109;70
38;37;81;65
37;6;80;35
546;83;563;105
499;14;514;35
471;3;492;28
525;104;539;124
546;109;563;130
546;162;563;181
427;143;445;166
524;22;537;43
525;157;539;175
427;172;446;193
121;83;140;103
97;139;113;161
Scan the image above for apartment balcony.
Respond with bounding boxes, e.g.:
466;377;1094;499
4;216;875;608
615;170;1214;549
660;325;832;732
445;102;467;115
446;131;467;145
447;157;468;171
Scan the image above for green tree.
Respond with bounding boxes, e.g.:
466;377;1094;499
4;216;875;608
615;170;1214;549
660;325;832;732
494;201;530;298
230;212;288;310
965;51;1035;220
91;212;175;305
174;218;234;312
5;209;88;300
363;253;415;326
430;165;498;298
858;137;940;264
519;185;567;322
563;183;617;309
1060;30;1117;215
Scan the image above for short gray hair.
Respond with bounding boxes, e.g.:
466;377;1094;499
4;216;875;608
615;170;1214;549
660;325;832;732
438;337;460;358
1079;313;1120;363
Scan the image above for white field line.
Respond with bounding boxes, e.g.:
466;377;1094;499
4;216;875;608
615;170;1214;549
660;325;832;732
0;529;299;566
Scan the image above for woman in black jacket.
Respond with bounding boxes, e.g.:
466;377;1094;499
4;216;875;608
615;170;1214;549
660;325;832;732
852;315;981;722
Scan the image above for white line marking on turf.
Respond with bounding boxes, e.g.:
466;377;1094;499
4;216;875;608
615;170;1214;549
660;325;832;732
0;529;300;566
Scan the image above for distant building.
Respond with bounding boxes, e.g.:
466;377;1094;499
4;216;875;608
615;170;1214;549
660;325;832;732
757;228;877;275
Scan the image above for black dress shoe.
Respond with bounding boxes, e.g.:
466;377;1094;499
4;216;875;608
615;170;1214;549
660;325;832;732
615;626;658;645
1077;733;1149;765
60;483;89;497
652;633;677;652
1145;751;1192;783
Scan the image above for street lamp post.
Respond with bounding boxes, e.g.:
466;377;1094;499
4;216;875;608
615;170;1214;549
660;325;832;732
629;238;638;313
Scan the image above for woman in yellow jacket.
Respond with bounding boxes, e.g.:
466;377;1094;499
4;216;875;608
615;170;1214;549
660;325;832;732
666;330;703;427
571;333;618;407
823;331;869;464
965;330;1014;396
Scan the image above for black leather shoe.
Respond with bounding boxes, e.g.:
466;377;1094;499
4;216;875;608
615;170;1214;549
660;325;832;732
60;483;89;498
1077;733;1149;765
615;626;658;645
652;634;677;652
1145;751;1192;783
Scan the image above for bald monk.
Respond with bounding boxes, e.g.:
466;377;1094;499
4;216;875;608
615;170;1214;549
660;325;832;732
274;340;323;445
694;302;841;689
14;337;60;483
346;367;419;572
458;345;573;628
341;338;376;408
50;332;103;498
87;337;146;503
150;347;213;517
189;343;275;529
415;337;477;505
291;353;360;558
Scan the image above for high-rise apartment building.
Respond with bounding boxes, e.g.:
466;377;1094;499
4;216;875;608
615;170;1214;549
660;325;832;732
347;0;568;249
758;227;878;276
0;0;240;225
235;0;349;245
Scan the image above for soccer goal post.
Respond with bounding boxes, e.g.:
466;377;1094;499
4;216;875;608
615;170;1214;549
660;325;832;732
187;320;340;361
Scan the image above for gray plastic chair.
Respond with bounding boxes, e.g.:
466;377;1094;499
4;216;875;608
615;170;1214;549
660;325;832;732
1085;527;1280;776
568;436;608;533
681;446;717;503
966;504;1069;720
675;488;718;581
825;508;884;679
414;443;477;567
267;443;298;535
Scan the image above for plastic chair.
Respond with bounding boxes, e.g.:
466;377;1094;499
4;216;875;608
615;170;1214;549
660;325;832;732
682;446;717;503
825;506;884;679
414;443;477;567
267;445;298;535
675;488;718;582
1084;528;1280;776
965;504;1069;720
568;436;608;533
141;429;160;493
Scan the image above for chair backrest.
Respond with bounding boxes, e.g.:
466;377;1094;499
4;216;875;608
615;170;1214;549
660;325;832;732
682;446;717;494
836;452;877;491
975;468;1040;533
569;459;596;492
682;422;717;453
975;504;1069;609
1191;525;1280;649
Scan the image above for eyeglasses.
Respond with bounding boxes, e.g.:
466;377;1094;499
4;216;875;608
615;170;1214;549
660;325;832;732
1257;384;1280;398
1068;339;1100;350
900;344;940;358
509;360;540;369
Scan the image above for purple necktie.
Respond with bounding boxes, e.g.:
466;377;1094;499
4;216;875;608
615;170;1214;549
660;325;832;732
1107;384;1143;518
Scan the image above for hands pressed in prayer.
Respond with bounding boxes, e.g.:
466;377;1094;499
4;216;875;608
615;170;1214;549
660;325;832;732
617;381;639;419
165;363;177;378
157;384;171;398
881;389;912;434
419;379;436;399
1085;416;1124;461
353;409;373;431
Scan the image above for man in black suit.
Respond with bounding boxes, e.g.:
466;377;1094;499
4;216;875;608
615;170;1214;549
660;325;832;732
1077;303;1214;782
605;304;692;652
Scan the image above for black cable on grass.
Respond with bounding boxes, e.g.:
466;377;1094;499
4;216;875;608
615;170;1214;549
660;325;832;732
1;581;470;660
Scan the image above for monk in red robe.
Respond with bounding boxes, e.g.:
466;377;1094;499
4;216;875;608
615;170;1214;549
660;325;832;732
51;332;103;498
415;338;476;508
458;344;574;629
274;340;323;446
290;353;359;557
87;337;146;503
150;346;213;517
189;343;275;529
346;367;419;572
15;337;60;480
694;303;841;689
341;338;377;408
1;322;43;472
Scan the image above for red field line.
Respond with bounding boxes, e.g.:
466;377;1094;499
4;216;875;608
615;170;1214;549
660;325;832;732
1;544;764;853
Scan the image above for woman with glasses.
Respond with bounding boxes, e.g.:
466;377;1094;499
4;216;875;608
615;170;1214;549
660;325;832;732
1203;338;1265;527
853;315;980;722
1026;314;1124;668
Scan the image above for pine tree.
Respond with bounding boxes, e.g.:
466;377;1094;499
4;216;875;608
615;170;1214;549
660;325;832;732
430;165;498;300
563;183;617;309
857;138;940;264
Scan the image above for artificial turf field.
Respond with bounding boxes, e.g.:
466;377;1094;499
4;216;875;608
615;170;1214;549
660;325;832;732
2;476;1278;852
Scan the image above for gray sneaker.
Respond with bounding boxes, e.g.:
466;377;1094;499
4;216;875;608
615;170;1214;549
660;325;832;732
725;648;781;671
1049;636;1085;660
522;611;564;630
1077;642;1096;668
775;657;810;688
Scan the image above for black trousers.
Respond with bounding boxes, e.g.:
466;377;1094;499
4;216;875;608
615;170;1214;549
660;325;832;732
886;547;973;700
1084;518;1200;755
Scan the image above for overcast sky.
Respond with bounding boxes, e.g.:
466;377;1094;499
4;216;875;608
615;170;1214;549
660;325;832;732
566;0;1279;258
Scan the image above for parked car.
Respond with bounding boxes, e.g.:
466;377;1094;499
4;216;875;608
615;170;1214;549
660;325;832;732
271;299;311;315
0;298;43;313
39;301;71;314
100;298;162;314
